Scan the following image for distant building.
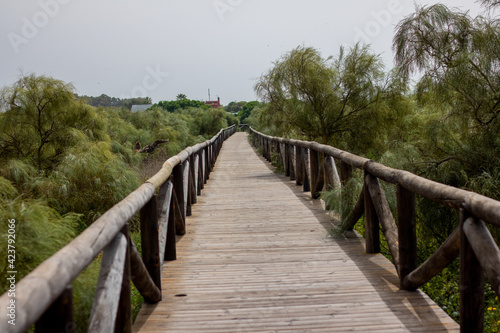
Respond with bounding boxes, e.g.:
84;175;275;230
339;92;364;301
204;97;221;108
131;104;153;112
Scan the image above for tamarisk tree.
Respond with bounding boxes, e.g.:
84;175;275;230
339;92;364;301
393;3;500;197
254;44;406;153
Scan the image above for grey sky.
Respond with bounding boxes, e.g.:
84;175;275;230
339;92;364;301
0;0;484;105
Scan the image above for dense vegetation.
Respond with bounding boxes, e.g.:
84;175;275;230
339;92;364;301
2;1;499;330
252;2;500;330
0;75;238;330
78;94;152;108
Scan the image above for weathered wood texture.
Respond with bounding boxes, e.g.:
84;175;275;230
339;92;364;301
133;132;458;332
0;125;236;333
89;234;127;333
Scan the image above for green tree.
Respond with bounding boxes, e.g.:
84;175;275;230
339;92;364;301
156;99;209;112
176;93;187;100
393;3;500;194
0;74;108;171
238;101;260;123
254;44;405;149
225;101;246;113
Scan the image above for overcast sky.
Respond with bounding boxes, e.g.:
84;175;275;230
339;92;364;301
0;0;485;105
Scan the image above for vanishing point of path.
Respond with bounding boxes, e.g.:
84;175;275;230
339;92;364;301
133;132;459;332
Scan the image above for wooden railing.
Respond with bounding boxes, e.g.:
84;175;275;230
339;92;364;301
0;125;237;333
249;127;500;332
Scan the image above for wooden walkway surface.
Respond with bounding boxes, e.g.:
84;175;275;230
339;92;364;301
133;132;459;332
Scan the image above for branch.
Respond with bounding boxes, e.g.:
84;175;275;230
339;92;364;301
135;140;169;153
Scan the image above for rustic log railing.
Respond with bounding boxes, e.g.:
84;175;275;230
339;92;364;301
0;125;236;333
249;127;500;332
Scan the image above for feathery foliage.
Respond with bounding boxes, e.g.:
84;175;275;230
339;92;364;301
254;44;407;157
0;74;108;171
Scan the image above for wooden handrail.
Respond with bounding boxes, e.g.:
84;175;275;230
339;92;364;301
249;127;500;331
0;125;236;333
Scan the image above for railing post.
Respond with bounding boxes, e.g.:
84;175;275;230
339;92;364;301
264;138;268;161
397;184;417;290
140;195;162;291
302;148;311;192
309;148;319;198
197;151;204;193
460;210;484;332
165;180;177;261
183;160;190;217
186;158;193;216
205;146;211;179
190;154;198;203
115;226;132;333
35;286;75;333
309;148;323;199
284;143;290;177
364;171;380;253
173;163;186;224
295;145;303;185
289;144;296;181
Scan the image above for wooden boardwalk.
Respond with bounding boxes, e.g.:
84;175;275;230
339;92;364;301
133;132;459;332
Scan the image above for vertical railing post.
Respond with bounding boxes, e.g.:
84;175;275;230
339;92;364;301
309;148;321;199
264;138;268;161
276;140;281;168
173;163;186;225
289;145;296;181
140;195;162;290
35;286;75;333
165;180;177;261
397;184;417;290
284;143;290;177
460;210;484;332
183;160;190;218
115;225;132;333
295;145;303;186
364;171;380;253
190;154;198;203
302;148;311;192
197;151;203;193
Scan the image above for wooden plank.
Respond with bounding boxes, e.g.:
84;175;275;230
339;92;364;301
342;186;365;230
0;182;155;333
364;171;380;254
129;239;161;303
140;195;161;291
397;184;417;290
133;132;459;333
114;226;132;333
89;233;127;333
460;212;484;332
157;181;173;264
164;180;177;261
365;173;399;272
462;217;500;297
295;144;303;186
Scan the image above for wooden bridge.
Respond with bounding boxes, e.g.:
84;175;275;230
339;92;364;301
2;126;500;332
132;132;457;332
